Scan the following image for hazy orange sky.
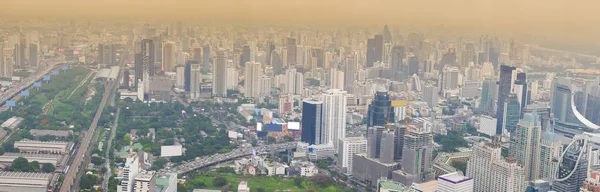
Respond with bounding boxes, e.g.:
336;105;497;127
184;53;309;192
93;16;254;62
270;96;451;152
2;0;600;44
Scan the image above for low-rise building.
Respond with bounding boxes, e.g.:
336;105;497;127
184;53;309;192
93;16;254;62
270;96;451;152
0;117;23;130
155;172;177;192
436;172;473;192
0;171;52;192
237;180;250;192
14;140;69;154
0;153;65;167
432;151;471;176
29;129;71;137
307;143;335;161
134;171;156;192
353;153;400;188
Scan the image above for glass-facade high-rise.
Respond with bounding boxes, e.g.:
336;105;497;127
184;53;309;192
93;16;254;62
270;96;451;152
496;65;516;135
301;99;323;145
367;90;394;127
504;94;521;133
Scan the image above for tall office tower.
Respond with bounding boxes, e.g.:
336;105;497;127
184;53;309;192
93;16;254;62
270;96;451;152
134;53;142;88
110;44;118;65
367;126;385;159
423;85;438;108
366;35;384;68
488;47;499;67
480;79;498;114
98;43;105;64
29;43;38;67
244;61;262;98
509;112;542;181
203;45;210;72
343;53;358;88
552;78;578;124
301;99;323;145
538;123;562;180
1;48;14;78
382;24;392;43
437;172;474;192
286;38;297;66
586;80;600;125
338;137;367;175
514;72;528;110
379;130;396;164
509;39;517;61
295;72;304;94
284;68;298;94
296;45;305;70
266;41;275;66
406;54;419;77
271;51;283;75
240;45;251;68
392;124;407;161
176;67;184;89
460;43;476;69
260;76;272;96
367;90;394;127
152;40;162;70
441;48;457;68
123;70;130;89
13;44;23;68
406;33;422;53
226;66;238;90
327;68;344;90
530;80;539;101
503;94;521;133
554;139;590;192
141;39;155;80
395;125;434;185
189;63;202;99
162;42;175;72
442;66;460;90
496;65;516;135
467;142;527;192
183;60;198;92
193;47;202;62
212;50;228;97
311;48;324;69
321;89;347;152
391;46;405;82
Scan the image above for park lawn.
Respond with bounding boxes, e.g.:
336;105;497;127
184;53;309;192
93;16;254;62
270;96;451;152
186;174;345;192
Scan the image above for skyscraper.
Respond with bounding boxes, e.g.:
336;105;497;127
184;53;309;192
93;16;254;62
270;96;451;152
212;50;228;97
367;90;394;127
538;123;562;180
29;43;37;67
98;43;105;64
552;78;578;124
514;72;528;110
338;137;367;175
244;61;262;98
203;45;210;72
366;35;383;68
183;60;198;92
367;126;385;159
322;89;347;152
189;63;202;99
301;99;323;145
286;38;297;66
162;42;175;72
423;85;438;108
497;65;516;135
393;125;434;186
509;112;542;181
382;24;392;44
406;54;419;77
503;94;521;134
193;47;202;62
467;142;527;192
554;138;590;192
328;68;344;90
391;46;405;82
480;79;498;114
343;53;358;88
240;45;251;68
176;67;184;89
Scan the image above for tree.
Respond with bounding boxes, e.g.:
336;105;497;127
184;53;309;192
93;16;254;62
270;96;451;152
256;187;266;192
152;158;168;170
29;161;40;172
267;136;276;144
293;177;303;188
310;174;333;187
212;176;227;187
42;163;55;173
216;167;236;174
451;161;467;174
91;156;104;166
12;157;30;172
80;174;94;189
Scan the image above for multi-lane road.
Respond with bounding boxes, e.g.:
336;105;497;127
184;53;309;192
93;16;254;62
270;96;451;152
0;53;66;110
159;142;297;175
59;53;127;192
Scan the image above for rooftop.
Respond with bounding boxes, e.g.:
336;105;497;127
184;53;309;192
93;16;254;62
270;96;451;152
0;171;52;179
379;180;406;190
438;172;473;183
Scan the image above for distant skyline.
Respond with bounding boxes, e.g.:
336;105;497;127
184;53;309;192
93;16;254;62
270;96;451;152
2;0;600;46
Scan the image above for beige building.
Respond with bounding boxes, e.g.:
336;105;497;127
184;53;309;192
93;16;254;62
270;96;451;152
134;171;156;192
14;140;69;154
0;153;65;166
0;172;52;192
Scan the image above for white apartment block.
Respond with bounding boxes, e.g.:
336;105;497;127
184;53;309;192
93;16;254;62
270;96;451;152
437;172;473;192
338;137;367;175
321;89;347;152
